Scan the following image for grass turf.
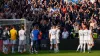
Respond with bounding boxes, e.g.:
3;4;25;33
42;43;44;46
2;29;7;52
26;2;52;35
0;50;100;56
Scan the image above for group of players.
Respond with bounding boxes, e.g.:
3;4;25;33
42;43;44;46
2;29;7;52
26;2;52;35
48;23;94;53
0;26;26;54
29;25;60;53
76;23;94;53
49;25;60;53
0;23;94;54
0;25;61;54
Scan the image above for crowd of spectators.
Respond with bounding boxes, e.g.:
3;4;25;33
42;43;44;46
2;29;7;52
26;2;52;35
0;0;100;39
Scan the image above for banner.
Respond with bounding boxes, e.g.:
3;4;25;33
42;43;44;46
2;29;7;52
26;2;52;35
72;0;78;3
65;0;80;3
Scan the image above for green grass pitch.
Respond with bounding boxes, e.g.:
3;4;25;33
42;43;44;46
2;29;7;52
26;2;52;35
0;50;100;56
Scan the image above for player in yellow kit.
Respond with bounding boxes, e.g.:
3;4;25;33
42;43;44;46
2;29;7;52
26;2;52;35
10;26;17;53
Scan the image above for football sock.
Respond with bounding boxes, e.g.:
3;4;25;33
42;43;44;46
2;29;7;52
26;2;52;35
77;45;80;51
83;44;86;53
50;46;52;50
12;46;14;53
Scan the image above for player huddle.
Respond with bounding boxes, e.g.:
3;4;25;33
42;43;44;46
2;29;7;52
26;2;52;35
77;23;94;53
29;25;61;53
49;25;60;53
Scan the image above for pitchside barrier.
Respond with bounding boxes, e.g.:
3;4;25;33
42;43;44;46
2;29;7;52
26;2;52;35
40;39;100;50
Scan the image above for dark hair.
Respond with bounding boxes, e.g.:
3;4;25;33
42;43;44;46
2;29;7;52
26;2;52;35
34;24;39;29
79;26;82;30
20;26;24;30
84;23;89;29
11;26;15;29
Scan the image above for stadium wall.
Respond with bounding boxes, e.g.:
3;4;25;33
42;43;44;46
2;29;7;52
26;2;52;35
40;39;100;50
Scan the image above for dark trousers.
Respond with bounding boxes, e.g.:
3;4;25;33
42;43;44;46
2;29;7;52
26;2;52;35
38;39;41;50
32;40;38;51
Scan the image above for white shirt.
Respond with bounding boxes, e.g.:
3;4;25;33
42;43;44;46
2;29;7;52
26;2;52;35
19;29;26;40
79;30;84;40
49;29;57;39
56;29;60;39
88;30;92;40
62;31;69;39
83;29;88;40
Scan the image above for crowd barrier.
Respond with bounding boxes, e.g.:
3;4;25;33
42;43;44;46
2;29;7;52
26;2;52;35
0;39;100;52
40;39;100;50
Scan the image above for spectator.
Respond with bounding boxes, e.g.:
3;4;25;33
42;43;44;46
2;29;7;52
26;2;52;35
62;28;69;39
0;8;4;19
0;0;99;40
73;22;79;38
